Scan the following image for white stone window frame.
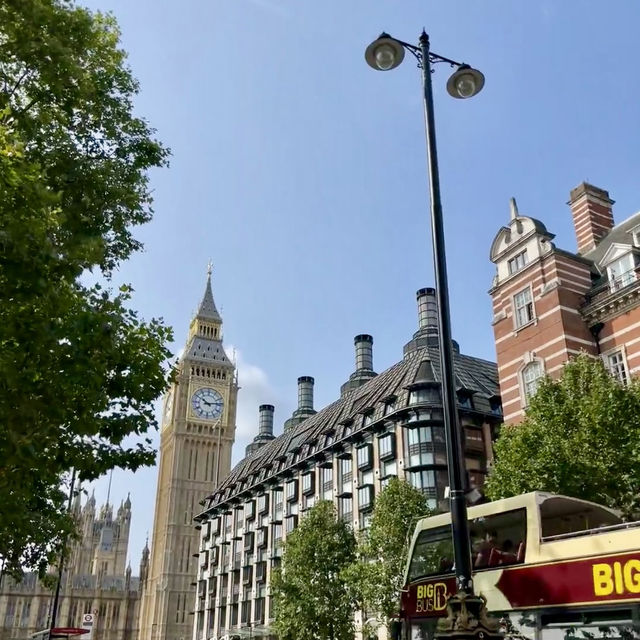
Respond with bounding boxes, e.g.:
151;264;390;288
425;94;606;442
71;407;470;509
602;346;630;386
519;357;545;407
512;284;536;331
606;252;636;292
507;249;529;275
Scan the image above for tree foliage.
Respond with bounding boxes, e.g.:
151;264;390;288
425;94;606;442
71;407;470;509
0;0;171;577
347;477;431;630
271;501;357;640
486;353;640;518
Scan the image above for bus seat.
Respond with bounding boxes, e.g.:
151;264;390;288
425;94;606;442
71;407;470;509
474;551;488;568
488;548;502;566
516;541;525;562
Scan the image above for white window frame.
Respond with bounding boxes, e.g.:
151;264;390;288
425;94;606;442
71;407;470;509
521;360;544;404
607;253;636;292
507;249;528;275
603;348;629;385
513;286;535;329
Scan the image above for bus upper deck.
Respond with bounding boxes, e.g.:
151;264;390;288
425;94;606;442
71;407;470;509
401;492;640;636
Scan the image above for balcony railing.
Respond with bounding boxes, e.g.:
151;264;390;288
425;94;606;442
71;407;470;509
584;268;639;307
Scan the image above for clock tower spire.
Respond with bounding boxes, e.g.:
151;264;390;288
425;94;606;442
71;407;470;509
139;266;238;640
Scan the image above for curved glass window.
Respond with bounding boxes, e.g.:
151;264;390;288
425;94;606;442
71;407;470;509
406;426;435;467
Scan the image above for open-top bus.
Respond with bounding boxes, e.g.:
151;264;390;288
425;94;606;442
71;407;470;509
401;492;640;639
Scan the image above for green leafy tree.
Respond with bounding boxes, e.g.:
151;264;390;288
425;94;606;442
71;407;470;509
486;353;640;518
271;500;357;640
0;0;171;577
347;477;431;631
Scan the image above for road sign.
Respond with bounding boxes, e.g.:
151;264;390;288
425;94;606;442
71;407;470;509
81;613;94;640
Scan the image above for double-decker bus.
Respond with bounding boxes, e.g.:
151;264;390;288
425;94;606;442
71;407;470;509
401;492;640;639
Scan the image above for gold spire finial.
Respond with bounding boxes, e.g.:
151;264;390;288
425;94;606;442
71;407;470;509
207;259;213;277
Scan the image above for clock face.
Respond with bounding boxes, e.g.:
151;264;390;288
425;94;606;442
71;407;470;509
191;387;224;420
162;388;173;427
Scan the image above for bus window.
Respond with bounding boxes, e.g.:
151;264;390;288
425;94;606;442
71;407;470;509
469;508;527;569
539;496;622;540
407;525;454;581
409;618;438;639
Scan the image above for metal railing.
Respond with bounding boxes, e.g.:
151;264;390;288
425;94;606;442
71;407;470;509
584;269;638;306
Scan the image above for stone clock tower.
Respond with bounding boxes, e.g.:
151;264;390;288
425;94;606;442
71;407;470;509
139;269;237;640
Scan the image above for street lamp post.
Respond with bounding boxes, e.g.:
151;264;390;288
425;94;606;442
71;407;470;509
365;32;502;640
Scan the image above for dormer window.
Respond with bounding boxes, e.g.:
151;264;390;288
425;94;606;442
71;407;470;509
457;392;473;409
507;249;528;275
607;253;636;291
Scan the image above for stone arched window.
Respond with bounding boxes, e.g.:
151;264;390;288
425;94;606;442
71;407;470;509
521;360;544;402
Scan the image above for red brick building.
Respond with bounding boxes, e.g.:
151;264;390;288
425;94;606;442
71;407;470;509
489;182;640;423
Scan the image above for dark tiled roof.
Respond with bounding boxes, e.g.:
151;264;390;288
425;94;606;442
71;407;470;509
186;336;232;367
583;210;640;267
200;344;499;516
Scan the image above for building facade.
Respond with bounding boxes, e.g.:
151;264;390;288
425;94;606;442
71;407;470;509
490;183;640;422
191;287;502;640
139;271;238;640
0;494;143;640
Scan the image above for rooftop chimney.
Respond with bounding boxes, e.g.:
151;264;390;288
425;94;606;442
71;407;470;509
245;404;276;457
569;183;615;254
416;288;439;336
354;334;374;372
340;335;377;396
284;377;317;432
404;287;459;356
297;376;314;411
258;404;274;437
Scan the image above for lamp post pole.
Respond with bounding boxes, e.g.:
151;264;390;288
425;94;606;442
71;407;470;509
418;29;474;599
365;31;502;640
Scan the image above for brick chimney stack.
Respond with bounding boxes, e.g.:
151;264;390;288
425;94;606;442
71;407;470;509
568;182;615;254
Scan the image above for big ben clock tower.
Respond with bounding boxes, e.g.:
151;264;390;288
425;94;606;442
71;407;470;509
140;267;238;640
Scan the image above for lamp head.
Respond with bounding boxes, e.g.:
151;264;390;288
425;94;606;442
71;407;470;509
446;64;485;99
364;33;405;71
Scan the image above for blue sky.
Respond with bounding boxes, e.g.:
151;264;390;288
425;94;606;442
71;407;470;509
81;0;640;567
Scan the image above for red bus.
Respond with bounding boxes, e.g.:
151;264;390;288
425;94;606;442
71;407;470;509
400;492;640;639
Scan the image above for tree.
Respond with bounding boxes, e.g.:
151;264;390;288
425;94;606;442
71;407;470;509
485;353;640;518
347;477;431;632
0;0;171;577
271;501;357;640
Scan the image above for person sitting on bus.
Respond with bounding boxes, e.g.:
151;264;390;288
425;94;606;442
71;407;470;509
499;539;517;565
474;530;498;568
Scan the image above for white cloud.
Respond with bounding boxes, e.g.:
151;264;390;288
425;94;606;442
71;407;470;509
226;345;277;464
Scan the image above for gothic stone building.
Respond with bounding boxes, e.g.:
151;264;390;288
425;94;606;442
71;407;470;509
490;182;640;422
191;287;502;640
0;494;145;640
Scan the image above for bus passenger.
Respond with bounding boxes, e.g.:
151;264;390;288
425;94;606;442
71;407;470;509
500;539;517;565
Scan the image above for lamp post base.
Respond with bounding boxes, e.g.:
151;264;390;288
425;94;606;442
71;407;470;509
435;592;503;640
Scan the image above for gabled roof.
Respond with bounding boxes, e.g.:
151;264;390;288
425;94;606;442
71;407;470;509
583;210;640;267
